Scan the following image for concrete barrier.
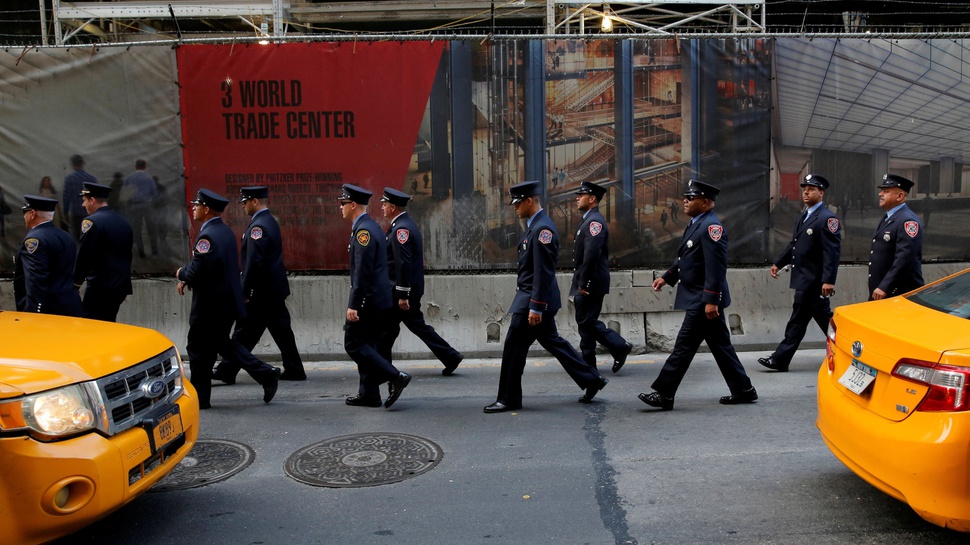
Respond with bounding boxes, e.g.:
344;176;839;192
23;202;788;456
2;262;965;360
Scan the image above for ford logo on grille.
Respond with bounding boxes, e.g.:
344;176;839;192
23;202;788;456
851;341;863;358
141;378;167;399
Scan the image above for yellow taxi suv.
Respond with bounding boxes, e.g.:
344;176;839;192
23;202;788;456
817;267;970;532
0;311;199;545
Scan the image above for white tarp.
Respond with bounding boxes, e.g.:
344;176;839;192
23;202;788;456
0;45;188;274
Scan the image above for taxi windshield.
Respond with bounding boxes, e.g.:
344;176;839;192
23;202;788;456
907;270;970;319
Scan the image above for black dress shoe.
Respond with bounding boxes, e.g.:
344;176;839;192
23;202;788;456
211;371;236;385
579;376;609;403
442;355;463;376
199;400;211;410
483;401;521;413
279;372;308;381
612;342;633;374
385;372;412;408
262;368;281;404
638;391;674;411
345;394;383;407
719;387;758;405
757;357;789;372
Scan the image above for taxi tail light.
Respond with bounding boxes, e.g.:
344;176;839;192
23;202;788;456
892;359;970;412
825;319;836;373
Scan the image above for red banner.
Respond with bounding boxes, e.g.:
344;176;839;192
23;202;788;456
176;41;445;269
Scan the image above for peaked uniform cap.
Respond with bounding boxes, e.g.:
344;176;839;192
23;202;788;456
575;181;607;200
338;184;373;204
191;188;230;212
509;180;541;205
381;188;412;207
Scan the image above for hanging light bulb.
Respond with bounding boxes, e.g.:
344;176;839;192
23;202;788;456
601;5;613;32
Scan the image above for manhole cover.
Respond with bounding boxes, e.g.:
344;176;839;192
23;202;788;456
151;439;255;492
285;432;443;488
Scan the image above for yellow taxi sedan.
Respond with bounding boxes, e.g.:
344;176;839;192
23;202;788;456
0;311;200;545
817;267;970;532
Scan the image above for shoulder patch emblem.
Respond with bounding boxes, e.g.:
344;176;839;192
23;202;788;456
195;239;211;254
589;221;603;236
396;229;410;244
708;225;723;242
356;231;371;246
538;229;553;244
81;219;94;234
904;221;919;238
827;217;839;233
24;238;39;254
250;226;263;240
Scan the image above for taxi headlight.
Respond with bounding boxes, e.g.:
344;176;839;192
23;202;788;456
22;383;104;438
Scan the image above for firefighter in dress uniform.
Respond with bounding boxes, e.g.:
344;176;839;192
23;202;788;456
176;189;280;409
639;180;757;411
868;174;923;301
73;182;133;322
759;174;841;372
213;186;306;383
484;181;609;414
14;195;83;317
339;184;411;409
570;181;633;374
377;187;464;375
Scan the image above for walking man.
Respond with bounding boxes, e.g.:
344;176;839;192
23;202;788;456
14;195;83;316
339;184;411;409
869;174;923;300
176;189;280;409
73;182;134;322
639;180;757;411
62;154;95;241
124;159;160;258
570;181;632;373
214;186;306;383
759;174;841;372
377;187;464;375
484;181;609;413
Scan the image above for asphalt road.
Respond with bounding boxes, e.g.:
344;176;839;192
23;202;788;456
58;349;965;545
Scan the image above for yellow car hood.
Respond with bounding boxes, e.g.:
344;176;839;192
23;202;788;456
0;311;175;397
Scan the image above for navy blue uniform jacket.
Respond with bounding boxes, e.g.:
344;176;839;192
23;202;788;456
661;210;731;310
386;212;424;301
570;207;611;296
349;213;392;311
773;204;841;293
241;209;290;301
74;206;133;299
14;222;83;316
510;209;561;315
869;203;924;297
177;217;246;322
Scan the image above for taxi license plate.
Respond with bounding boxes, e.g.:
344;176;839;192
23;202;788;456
838;359;877;395
150;408;183;453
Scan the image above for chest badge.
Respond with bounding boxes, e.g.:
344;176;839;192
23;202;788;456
686;240;693;248
806;228;813;235
883;232;891;242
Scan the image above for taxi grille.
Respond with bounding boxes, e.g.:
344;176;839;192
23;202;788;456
94;347;184;435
